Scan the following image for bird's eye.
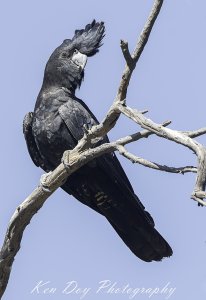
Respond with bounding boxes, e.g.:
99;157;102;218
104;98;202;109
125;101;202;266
73;49;78;55
61;52;67;58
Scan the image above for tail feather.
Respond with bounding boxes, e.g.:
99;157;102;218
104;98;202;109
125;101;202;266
94;188;173;262
62;170;173;262
109;219;172;262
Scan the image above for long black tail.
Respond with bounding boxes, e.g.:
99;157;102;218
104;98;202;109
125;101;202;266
62;168;172;262
92;185;172;262
108;209;172;262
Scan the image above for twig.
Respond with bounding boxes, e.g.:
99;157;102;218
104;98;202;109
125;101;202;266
183;127;206;138
116;145;197;174
117;0;164;101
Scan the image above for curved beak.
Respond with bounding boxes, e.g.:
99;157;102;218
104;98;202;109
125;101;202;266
72;50;87;70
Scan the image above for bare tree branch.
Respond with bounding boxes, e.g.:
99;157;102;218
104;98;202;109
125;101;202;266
116;145;197;174
117;0;164;101
183;127;206;138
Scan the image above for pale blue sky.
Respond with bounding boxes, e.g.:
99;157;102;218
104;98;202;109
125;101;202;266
1;0;206;299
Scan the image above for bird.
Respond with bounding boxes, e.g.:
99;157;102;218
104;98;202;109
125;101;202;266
23;20;172;262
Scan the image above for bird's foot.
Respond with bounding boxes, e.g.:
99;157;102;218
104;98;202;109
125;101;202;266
83;124;90;134
61;150;71;173
39;172;52;193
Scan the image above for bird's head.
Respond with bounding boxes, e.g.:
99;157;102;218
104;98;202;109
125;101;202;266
43;20;105;93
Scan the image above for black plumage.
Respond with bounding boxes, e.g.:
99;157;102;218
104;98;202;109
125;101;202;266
23;20;172;262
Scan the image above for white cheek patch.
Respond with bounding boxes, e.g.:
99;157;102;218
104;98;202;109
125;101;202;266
72;51;87;69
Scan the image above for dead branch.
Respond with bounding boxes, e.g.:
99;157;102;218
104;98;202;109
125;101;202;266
116;145;197;174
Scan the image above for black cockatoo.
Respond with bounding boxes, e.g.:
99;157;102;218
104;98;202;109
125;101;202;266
23;20;172;262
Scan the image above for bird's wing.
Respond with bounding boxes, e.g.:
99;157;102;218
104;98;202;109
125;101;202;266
24;105;172;261
58;97;135;192
58;97;154;222
23;112;51;172
58;98;97;141
58;96;132;213
23;112;42;167
58;97;172;262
